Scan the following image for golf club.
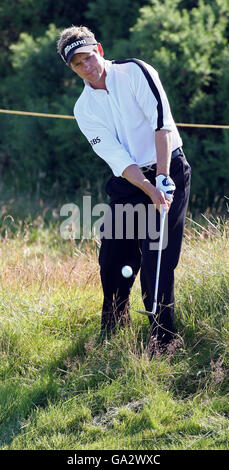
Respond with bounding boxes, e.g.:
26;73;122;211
137;206;167;317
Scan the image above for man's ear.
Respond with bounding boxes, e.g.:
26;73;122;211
97;43;104;57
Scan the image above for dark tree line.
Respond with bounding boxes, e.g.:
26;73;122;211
0;0;228;214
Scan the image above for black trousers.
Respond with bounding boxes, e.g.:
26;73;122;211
99;152;191;344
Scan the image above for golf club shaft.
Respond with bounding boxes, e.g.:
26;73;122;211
152;207;166;314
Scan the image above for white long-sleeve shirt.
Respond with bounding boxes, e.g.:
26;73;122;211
74;58;182;177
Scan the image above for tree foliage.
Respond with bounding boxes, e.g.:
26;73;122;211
128;0;229;210
0;0;228;213
1;23;110;198
86;0;150;49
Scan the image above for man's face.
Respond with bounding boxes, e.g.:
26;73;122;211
70;47;105;85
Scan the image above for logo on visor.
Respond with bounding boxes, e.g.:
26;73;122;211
64;40;87;56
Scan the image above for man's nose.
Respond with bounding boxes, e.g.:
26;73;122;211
83;60;91;70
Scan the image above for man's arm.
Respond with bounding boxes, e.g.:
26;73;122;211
122;164;170;212
122;130;174;211
155;129;172;176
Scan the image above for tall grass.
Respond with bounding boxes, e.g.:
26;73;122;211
0;208;228;450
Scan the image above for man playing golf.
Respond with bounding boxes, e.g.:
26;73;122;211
57;25;191;356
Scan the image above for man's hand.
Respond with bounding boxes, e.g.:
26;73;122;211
156;174;176;202
122;164;172;213
148;185;171;213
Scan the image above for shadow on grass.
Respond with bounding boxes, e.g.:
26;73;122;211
1;316;228;448
0;324;96;447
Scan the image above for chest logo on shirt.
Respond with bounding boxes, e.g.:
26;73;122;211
90;137;101;146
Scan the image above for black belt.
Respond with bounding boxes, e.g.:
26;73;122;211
141;147;183;173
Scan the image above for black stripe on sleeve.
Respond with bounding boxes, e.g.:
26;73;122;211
112;58;164;131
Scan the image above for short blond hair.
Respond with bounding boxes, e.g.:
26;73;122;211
57;25;96;56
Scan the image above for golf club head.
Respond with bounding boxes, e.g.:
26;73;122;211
136;309;154;317
151;301;157;315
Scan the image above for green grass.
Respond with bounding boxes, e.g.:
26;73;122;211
0;212;228;450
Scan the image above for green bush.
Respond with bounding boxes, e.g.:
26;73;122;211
0;0;228;213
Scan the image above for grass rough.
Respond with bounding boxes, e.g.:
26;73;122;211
0;213;228;450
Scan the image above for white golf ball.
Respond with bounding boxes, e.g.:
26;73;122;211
121;265;133;278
